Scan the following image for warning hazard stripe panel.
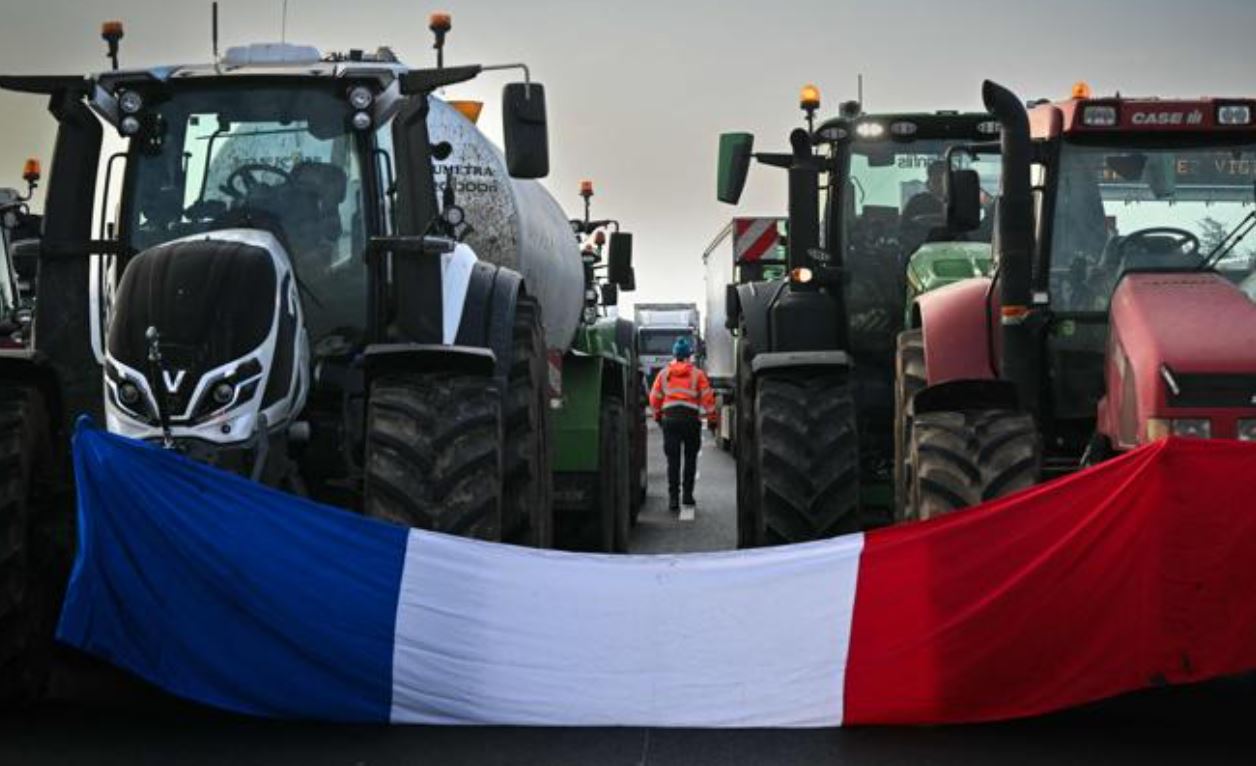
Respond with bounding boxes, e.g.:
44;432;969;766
58;423;1256;727
733;218;779;262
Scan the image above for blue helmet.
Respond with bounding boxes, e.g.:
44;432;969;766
673;336;694;359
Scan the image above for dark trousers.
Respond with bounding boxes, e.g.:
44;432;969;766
661;415;701;500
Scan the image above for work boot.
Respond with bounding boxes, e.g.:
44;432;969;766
668;496;680;513
682;493;696;507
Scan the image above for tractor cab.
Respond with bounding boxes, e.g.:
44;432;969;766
814;109;1003;359
1025;87;1256;451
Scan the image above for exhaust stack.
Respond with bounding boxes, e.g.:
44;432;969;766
982;79;1038;416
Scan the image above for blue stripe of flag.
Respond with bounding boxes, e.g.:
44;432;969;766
58;419;408;722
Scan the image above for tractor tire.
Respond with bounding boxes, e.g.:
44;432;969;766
570;397;628;553
365;372;503;540
893;329;926;521
608;400;632;554
503;296;553;548
629;371;648;524
908;409;1041;520
1;383;51;706
734;335;758;548
753;370;860;545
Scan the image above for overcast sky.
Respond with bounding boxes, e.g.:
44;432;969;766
2;0;1255;310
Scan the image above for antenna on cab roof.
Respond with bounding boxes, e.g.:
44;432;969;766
212;2;221;72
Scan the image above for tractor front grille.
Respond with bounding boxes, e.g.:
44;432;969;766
1167;373;1256;408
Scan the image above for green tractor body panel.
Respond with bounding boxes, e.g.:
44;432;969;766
553;319;631;474
904;241;993;322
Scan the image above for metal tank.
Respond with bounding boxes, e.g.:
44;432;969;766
427;98;583;354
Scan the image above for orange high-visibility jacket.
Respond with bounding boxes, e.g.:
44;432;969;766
650;360;717;422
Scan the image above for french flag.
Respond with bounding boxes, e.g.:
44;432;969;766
58;422;1256;727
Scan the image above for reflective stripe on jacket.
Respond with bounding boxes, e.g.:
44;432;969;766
649;361;717;421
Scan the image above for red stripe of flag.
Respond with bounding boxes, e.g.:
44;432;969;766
843;437;1256;725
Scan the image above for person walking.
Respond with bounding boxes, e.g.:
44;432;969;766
649;337;717;512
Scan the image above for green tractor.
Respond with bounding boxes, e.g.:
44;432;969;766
552;180;642;553
716;85;1001;545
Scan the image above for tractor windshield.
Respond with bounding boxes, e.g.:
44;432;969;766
125;84;370;342
639;330;693;356
847;139;1002;265
1048;141;1256;312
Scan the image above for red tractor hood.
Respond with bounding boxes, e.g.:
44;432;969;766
1103;272;1256;446
1112;272;1256;373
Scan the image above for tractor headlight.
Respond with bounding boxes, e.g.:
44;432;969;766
118;90;143;114
1237;419;1256;442
1218;105;1251;126
118;381;141;406
119;116;141;136
348;85;374;110
1148;417;1211;440
855;122;885;139
211;381;234;405
351;111;372;131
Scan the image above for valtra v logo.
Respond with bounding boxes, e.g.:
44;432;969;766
162;369;186;394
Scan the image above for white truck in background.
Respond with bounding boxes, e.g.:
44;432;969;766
702;217;787;451
634;303;701;388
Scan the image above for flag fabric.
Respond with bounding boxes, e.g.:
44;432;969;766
58;420;1256;727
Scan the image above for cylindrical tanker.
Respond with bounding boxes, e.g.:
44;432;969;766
427;98;583;354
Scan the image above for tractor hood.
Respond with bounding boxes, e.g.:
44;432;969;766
1111;272;1256;375
1105;271;1256;445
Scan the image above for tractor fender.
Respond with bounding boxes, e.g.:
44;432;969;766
735;280;787;353
910;378;1021;418
453;260;523;380
362;344;496;385
750;350;851;375
912;277;997;386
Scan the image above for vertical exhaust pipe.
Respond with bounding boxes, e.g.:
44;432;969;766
785;127;820;274
982;80;1038;416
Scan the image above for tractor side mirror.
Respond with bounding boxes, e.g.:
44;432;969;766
502;82;549;179
600;282;619;307
9;238;39;284
717;132;754;204
724;283;740;331
607;232;633;287
945;168;983;232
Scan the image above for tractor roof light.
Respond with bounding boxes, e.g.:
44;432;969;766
22;158;41;184
977;120;1001;135
800;84;821;112
855;122;885;139
1218;104;1252;126
815;125;847;142
889;121;917;137
593;230;606;246
429;12;452;33
580;179;594;198
1081;105;1118;127
449;100;483;124
1071;81;1092;100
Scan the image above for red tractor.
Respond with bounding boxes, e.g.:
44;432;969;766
897;80;1256;519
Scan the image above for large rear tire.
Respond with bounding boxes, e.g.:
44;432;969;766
908;409;1040;520
1;383;51;706
503;296;553;548
364;372;503;540
893;329;925;521
753;370;860;545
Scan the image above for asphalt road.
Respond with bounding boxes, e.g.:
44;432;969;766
4;431;1254;764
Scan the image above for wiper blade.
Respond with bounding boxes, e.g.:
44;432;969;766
1200;211;1256;270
